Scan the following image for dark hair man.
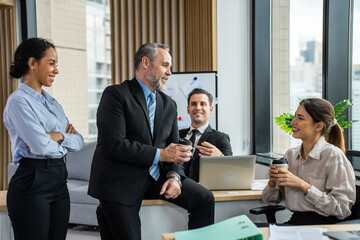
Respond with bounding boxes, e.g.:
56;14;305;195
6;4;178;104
179;88;233;182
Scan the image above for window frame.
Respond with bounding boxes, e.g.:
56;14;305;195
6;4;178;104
253;0;354;153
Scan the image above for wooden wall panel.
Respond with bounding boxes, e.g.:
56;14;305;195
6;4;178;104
184;0;217;71
110;0;216;84
0;2;17;190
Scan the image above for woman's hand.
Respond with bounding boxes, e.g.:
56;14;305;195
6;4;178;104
268;165;278;187
46;132;64;142
46;123;77;142
65;123;76;134
270;165;311;194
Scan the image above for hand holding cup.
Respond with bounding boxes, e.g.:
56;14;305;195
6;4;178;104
269;158;288;187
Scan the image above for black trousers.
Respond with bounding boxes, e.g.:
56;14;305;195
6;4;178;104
96;175;215;240
286;211;341;225
7;158;70;240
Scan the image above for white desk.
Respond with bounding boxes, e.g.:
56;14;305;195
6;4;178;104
0;191;12;240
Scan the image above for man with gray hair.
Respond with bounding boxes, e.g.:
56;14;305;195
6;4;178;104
88;43;214;240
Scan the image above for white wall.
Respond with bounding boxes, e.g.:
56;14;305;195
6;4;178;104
217;0;252;155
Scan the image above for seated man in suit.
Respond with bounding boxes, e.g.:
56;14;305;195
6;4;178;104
179;88;233;182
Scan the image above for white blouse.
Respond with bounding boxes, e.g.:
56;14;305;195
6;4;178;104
262;136;356;219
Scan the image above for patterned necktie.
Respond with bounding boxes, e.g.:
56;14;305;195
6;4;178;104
184;129;199;175
148;91;160;180
148;91;156;136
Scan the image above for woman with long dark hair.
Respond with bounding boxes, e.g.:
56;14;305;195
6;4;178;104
4;38;84;240
262;98;355;225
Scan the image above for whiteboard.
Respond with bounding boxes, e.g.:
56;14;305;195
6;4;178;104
164;72;217;130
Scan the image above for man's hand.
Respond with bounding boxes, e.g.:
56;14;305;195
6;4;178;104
159;178;181;199
159;143;192;163
197;141;223;157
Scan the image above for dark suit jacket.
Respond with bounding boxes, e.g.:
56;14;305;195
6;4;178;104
88;78;184;206
179;125;232;182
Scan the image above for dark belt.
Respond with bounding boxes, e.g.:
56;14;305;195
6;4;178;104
19;156;66;168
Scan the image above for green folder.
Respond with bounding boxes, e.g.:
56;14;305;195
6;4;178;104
174;215;263;240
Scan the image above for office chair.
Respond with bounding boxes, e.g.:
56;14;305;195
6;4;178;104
250;185;360;224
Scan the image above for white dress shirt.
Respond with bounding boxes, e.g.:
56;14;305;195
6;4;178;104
185;123;209;152
262;136;356;219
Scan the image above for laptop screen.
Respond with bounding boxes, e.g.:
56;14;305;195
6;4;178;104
198;155;256;190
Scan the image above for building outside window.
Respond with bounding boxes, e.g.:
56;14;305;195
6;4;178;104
87;0;111;140
352;0;360;150
35;0;111;141
272;0;323;154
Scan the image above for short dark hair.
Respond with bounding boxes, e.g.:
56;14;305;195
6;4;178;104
10;38;55;78
134;43;170;71
187;88;213;106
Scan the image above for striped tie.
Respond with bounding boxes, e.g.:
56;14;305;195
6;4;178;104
148;92;160;180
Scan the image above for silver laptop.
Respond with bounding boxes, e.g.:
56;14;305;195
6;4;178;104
323;231;360;240
199;155;255;190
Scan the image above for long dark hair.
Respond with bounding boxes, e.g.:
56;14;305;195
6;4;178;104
10;38;55;79
300;98;345;153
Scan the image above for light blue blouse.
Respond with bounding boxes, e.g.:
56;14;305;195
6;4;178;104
3;83;84;164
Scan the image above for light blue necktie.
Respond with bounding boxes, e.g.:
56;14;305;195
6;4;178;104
148;92;160;180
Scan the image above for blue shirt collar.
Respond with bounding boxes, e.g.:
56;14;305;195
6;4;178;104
135;76;156;99
18;83;54;104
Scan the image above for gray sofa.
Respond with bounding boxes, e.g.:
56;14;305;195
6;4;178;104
8;141;99;226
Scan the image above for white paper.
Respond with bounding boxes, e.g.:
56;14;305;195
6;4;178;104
251;181;267;190
178;115;191;130
164;82;179;101
180;78;218;105
269;224;329;240
227;191;240;195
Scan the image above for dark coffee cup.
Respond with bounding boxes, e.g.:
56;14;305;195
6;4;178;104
272;158;288;169
178;138;192;146
272;158;287;165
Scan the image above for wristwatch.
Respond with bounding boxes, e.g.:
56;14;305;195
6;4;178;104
306;186;312;195
168;175;182;187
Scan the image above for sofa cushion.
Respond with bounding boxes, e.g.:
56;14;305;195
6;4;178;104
67;179;99;205
8;163;18;183
66;141;96;181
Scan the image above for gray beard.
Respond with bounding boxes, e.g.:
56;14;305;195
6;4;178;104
151;79;166;92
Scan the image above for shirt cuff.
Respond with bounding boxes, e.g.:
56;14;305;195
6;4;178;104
59;132;74;147
152;149;160;165
167;171;181;180
59;131;68;144
305;185;321;204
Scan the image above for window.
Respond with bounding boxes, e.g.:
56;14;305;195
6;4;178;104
87;0;111;140
272;0;323;154
33;0;111;141
352;0;360;150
